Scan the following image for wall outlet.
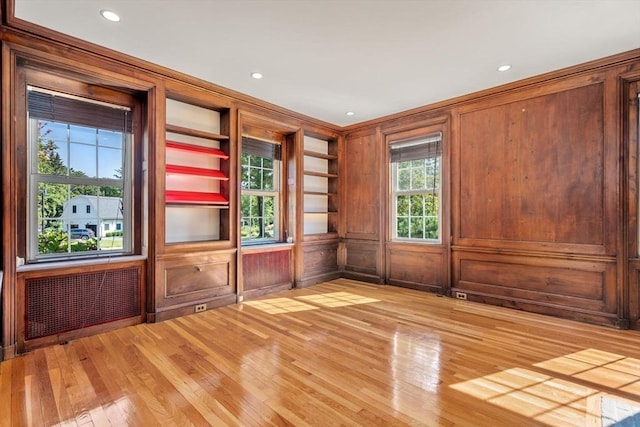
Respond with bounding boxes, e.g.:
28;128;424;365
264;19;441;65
194;303;207;313
455;292;467;300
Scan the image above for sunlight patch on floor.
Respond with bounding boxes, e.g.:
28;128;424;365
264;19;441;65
243;292;380;314
451;348;640;426
243;298;319;314
296;291;380;307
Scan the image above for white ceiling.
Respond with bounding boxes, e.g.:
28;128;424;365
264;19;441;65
13;0;640;127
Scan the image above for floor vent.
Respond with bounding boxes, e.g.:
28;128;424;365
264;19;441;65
26;267;141;340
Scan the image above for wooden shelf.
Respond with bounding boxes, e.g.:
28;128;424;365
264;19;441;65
304;211;338;215
304;150;338;160
304;191;337;196
166;141;229;159
166;124;229;141
303;171;338;179
166;164;229;180
165;190;229;205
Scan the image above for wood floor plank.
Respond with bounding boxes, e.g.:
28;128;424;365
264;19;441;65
3;278;640;426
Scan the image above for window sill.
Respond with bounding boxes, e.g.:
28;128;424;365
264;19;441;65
241;242;294;254
17;254;147;272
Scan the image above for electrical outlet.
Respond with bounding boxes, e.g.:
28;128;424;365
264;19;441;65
194;303;207;313
455;292;467;300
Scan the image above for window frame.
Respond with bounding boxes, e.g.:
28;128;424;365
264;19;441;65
240;137;283;245
17;66;143;264
389;131;443;244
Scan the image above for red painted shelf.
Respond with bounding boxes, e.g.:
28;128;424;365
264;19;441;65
165;190;229;205
166;140;229;159
166;164;229;180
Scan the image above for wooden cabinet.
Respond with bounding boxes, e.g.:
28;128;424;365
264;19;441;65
302;135;339;239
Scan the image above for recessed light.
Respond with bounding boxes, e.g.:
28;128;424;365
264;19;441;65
346;111;355;116
250;72;263;79
497;64;511;72
100;9;120;22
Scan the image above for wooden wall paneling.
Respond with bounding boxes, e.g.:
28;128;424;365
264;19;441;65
297;241;340;288
145;82;164;322
456;81;611;254
241;247;293;299
386;243;446;293
342;239;383;283
452;250;618;326
344;129;381;240
630;261;640;329
1;44;17;359
626;79;640;329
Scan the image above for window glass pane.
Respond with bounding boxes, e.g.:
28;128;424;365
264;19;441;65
69;125;96;144
250;155;263;167
37;122;68;176
46;121;69;141
397;166;410;190
98;129;123;149
410;194;424;216
397;216;409;238
98;146;123;179
411;162;426;190
396;195;409;216
249;166;262;190
262;168;273;190
69;142;96;177
425;216;438;239
410;217;424;239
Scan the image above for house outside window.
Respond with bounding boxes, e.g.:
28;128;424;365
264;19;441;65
390;132;442;242
240;137;281;243
28;87;133;260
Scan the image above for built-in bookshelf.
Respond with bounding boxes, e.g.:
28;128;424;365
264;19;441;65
303;135;338;238
165;99;230;244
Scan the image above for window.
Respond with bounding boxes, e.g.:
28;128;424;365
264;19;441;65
390;132;442;242
240;137;281;243
104;223;110;231
28;87;134;260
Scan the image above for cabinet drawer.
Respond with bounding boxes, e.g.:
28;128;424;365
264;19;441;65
156;251;236;308
165;261;229;297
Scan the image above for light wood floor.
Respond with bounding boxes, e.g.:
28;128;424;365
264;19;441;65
2;278;640;426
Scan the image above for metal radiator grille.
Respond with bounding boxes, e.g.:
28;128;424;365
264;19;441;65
26;267;141;340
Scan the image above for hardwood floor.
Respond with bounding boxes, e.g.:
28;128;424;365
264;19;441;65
2;278;640;426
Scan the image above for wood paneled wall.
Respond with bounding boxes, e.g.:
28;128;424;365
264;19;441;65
342;51;640;328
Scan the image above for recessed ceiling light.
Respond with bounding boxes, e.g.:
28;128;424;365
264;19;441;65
497;64;512;72
100;9;120;22
250;72;263;79
346;111;355;116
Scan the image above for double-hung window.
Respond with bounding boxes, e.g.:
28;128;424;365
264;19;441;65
240;137;281;243
27;87;134;260
390;132;442;242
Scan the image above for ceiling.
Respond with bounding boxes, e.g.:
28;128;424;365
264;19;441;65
13;0;640;127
